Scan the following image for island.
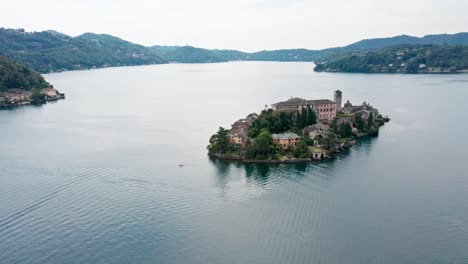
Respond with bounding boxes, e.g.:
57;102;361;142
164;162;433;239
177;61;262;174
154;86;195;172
208;90;390;163
0;56;64;109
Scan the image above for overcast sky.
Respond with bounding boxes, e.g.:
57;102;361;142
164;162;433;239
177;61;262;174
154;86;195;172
2;0;467;51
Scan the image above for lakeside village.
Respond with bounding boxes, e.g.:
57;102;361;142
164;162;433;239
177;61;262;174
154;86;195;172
0;86;65;108
208;90;390;163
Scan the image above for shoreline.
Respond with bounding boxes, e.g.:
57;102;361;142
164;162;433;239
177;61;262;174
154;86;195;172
41;61;468;75
0;94;65;110
208;130;380;165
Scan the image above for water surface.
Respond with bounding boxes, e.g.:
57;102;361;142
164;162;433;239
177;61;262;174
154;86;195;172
1;62;467;264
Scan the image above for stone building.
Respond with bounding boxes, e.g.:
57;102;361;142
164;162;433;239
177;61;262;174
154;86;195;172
303;123;330;140
334;90;342;110
229;113;258;147
272;132;301;149
342;101;379;117
271;92;338;120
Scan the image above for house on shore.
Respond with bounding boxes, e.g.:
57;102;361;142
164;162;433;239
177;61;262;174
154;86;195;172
229;113;258;147
272;132;301;149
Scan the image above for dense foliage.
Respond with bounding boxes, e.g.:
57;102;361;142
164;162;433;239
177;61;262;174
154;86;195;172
244;129;281;160
249;108;316;138
208;127;239;155
314;44;468;73
0;56;49;91
0;28;167;73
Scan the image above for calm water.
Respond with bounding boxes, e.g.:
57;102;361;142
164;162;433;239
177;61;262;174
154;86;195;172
1;62;468;264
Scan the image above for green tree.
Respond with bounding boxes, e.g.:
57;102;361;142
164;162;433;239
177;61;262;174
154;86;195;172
307;105;317;126
354;114;365;130
367;112;374;131
254;128;273;159
30;88;46;104
293;140;310;158
208;127;231;154
301;106;308;128
339;122;353;138
324;133;338;151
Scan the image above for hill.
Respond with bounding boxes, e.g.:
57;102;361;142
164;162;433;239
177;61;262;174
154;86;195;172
0;56;49;91
314;44;468;73
150;46;229;63
0;28;167;73
1;28;467;72
150;33;468;63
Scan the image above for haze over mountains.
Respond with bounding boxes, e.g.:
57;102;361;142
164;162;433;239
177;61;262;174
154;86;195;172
1;27;467;73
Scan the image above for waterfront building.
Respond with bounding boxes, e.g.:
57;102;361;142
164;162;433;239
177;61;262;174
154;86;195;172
272;132;301;149
229;113;258;147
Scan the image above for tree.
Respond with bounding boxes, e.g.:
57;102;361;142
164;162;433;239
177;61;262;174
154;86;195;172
367;112;374;131
339;122;353;138
295;110;302;129
355;114;365;130
244;139;255;159
307;105;317;126
208;127;231;154
324;132;338;151
254;128;273;159
301;106;308;128
293;140;310;158
30;88;46;105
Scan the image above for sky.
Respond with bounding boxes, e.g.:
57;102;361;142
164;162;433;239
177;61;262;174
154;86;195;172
2;0;467;51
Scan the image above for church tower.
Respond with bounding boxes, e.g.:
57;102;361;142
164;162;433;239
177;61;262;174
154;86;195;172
334;90;342;110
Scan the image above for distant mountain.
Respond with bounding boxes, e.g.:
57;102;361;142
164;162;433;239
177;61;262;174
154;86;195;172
150;33;468;63
344;33;468;51
314;33;468;63
150;46;229;63
248;49;318;61
0;56;49;91
314;44;468;73
1;28;467;73
0;28;167;73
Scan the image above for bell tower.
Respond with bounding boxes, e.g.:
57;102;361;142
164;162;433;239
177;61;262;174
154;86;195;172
334;90;342;110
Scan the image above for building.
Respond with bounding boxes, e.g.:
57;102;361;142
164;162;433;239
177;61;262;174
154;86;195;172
229;113;258;147
334;90;342;110
43;87;58;97
272;93;337;120
303;123;330;139
272;132;301;149
5;89;31;101
342;100;379;117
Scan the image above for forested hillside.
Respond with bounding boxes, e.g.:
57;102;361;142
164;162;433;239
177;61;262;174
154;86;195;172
314;45;468;73
0;28;167;73
0;56;49;91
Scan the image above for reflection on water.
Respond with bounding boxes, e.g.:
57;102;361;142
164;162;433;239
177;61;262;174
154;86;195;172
209;134;380;189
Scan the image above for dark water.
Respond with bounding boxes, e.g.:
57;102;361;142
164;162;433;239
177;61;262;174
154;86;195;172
1;62;467;264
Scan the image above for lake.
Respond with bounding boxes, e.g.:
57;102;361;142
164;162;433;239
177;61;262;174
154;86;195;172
1;62;467;264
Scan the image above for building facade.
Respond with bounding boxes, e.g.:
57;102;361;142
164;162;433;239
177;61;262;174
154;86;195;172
272;133;301;149
272;93;337;120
